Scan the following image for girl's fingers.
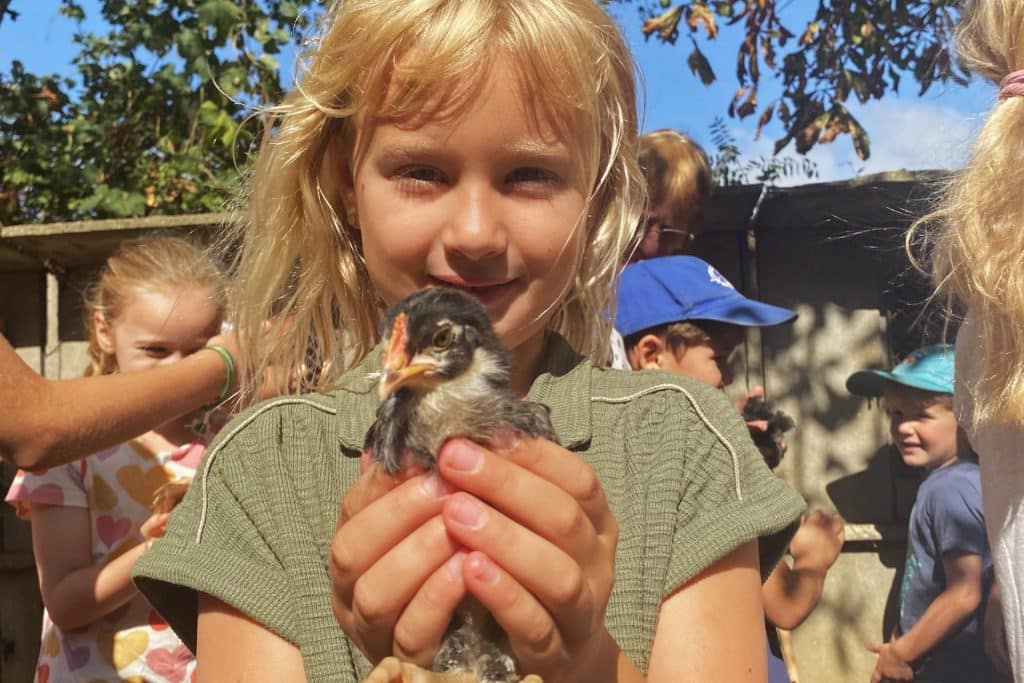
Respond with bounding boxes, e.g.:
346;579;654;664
461;551;568;674
390;551;469;667
332;472;452;594
338;459;435;529
346;516;460;659
438;438;615;548
141;512;170;539
441;492;601;644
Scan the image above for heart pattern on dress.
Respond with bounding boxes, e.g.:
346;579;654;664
96;515;133;547
89;475;119;511
65;642;90;670
97;628;149;671
117;464;171;509
149;610;169;631
146;644;192;683
41;630;59;657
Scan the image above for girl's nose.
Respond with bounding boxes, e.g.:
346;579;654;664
442;183;507;261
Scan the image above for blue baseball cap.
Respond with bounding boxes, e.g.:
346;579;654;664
614;256;797;337
846;344;955;397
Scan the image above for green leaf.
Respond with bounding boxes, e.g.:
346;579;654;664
177;28;202;60
279;1;300;21
197;0;245;35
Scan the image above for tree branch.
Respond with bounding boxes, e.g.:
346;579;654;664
0;1;19;30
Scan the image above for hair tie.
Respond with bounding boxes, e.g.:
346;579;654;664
203;344;236;406
999;70;1024;99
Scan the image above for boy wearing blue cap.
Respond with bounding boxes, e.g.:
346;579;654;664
615;255;798;388
616;255;844;682
848;346;1001;683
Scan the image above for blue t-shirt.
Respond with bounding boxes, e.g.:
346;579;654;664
899;459;1000;682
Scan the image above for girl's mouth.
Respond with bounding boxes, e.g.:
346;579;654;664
428;276;517;306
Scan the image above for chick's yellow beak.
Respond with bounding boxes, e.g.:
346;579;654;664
379;312;436;399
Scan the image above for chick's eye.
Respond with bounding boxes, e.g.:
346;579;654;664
432;326;453;350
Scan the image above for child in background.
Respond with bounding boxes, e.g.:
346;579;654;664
608;129;711;369
6;236;226;682
632;129;712;261
132;1;805;681
847;345;1002;683
615;255;844;682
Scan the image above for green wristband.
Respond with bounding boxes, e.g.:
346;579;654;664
204;344;236;405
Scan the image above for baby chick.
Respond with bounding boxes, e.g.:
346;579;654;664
364;287;556;683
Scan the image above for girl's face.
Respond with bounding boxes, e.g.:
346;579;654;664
96;285;222;375
346;60;588;366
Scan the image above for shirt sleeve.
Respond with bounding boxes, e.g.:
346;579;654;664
639;380;806;596
4;459;89;518
930;478;988;558
132;403;332;653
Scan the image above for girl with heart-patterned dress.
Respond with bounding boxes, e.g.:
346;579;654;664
6;236;226;682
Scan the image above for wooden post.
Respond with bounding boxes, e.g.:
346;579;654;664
43;270;60;379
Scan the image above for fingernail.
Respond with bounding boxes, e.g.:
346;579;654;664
490;430;521;453
448;495;484;529
444;440;482;473
422;474;453;498
445;551;467;581
468;554;498;584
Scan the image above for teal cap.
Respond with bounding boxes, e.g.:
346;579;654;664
846;344;954;397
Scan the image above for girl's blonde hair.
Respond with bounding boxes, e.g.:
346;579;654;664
84;235;226;376
226;0;645;396
910;0;1024;426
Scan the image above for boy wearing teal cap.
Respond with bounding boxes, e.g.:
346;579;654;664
848;345;1001;683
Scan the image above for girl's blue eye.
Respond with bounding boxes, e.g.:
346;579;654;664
398;166;444;183
507;167;556;184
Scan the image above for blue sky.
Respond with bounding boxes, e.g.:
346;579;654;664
1;1;996;184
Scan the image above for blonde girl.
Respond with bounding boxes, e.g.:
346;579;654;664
134;1;805;681
6;236;225;682
911;1;1024;679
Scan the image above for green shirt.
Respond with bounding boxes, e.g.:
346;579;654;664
134;334;804;681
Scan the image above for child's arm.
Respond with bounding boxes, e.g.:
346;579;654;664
0;332;234;471
196;594;306;681
867;551;986;681
32;503;169;631
762;510;845;630
647;540;766;681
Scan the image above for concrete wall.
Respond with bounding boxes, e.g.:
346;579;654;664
752;225;920;682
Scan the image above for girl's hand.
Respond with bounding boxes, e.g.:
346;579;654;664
140;511;172;541
788;510;845;573
436;436;620;683
330;457;466;667
866;638;914;682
